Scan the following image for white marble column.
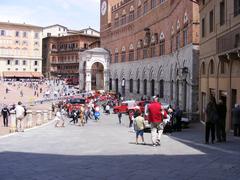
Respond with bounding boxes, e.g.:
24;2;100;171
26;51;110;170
36;110;42;126
48;108;52;120
26;110;33;128
43;110;48;123
85;69;91;92
9;110;16;133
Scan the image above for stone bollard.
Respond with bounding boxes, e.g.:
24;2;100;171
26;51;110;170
36;110;42;126
43;110;48;123
48;108;52;120
26;110;33;128
9;110;16;133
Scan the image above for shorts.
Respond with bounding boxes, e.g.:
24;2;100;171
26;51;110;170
136;130;144;137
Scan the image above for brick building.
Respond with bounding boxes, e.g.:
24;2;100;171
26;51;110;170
198;0;240;130
42;33;100;78
100;0;200;115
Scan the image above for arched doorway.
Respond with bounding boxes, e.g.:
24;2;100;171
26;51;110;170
115;78;119;93
151;79;155;96
91;62;104;90
143;79;147;95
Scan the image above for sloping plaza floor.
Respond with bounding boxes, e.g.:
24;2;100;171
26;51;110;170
0;112;239;180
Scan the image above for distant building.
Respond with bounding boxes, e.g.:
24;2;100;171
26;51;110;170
43;24;100;38
43;24;68;38
42;33;100;78
0;21;43;79
100;0;200;116
198;0;240;130
79;27;100;37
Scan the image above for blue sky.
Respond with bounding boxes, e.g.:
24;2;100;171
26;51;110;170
0;0;100;30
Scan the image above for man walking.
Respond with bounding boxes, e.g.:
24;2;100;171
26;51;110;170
1;105;10;127
15;101;25;132
205;96;217;144
232;104;240;137
216;99;227;142
148;96;167;146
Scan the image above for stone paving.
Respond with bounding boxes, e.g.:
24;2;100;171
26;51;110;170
0;112;239;180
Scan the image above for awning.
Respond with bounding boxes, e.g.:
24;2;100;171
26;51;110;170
3;71;43;78
31;72;44;78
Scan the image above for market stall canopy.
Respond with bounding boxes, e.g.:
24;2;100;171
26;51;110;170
3;71;43;78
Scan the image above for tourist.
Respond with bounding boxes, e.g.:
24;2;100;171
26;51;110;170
15;101;25;132
84;106;89;123
216;99;227;142
232;104;240;137
134;110;145;145
174;106;183;131
1;105;10;127
205;95;217;144
105;104;110;114
78;106;85;126
148;96;167;146
118;112;122;124
128;110;134;128
54;109;62;127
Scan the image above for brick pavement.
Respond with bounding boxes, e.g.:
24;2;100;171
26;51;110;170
0;112;239;180
0;81;52;136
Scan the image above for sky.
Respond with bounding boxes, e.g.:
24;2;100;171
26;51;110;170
0;0;100;31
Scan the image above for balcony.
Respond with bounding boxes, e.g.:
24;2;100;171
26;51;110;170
50;48;85;54
217;26;240;54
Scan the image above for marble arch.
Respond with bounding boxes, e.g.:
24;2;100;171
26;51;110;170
79;48;110;92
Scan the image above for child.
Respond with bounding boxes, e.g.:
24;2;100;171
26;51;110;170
134;110;145;145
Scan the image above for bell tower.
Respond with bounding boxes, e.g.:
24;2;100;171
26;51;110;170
100;0;109;32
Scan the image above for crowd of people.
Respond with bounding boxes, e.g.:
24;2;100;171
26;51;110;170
205;95;240;144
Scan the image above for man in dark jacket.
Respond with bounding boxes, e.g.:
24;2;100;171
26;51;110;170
1;106;10;127
232;104;240;137
205;95;217;144
148;97;167;146
216;99;227;142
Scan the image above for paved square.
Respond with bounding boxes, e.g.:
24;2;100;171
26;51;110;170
0;112;239;180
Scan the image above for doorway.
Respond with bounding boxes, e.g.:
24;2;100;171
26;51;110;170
91;62;104;90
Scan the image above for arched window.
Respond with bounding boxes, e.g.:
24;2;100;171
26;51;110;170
137;79;140;94
151;0;157;8
115;79;119;93
121;47;126;62
129;79;133;93
129;44;134;61
143;79;147;95
109;78;112;91
129;6;135;22
209;60;214;74
159;80;164;98
220;61;225;74
151;79;155;96
201;62;206;75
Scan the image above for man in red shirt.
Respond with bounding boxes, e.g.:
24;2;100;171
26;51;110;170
148;97;167;146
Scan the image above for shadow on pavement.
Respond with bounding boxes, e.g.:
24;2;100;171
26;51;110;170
0;151;238;180
166;122;240;155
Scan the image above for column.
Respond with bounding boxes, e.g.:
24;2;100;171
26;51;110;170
104;70;109;92
9;110;16;133
36;110;42;126
85;69;91;92
48;108;52;120
43;110;48;123
26;110;33;128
